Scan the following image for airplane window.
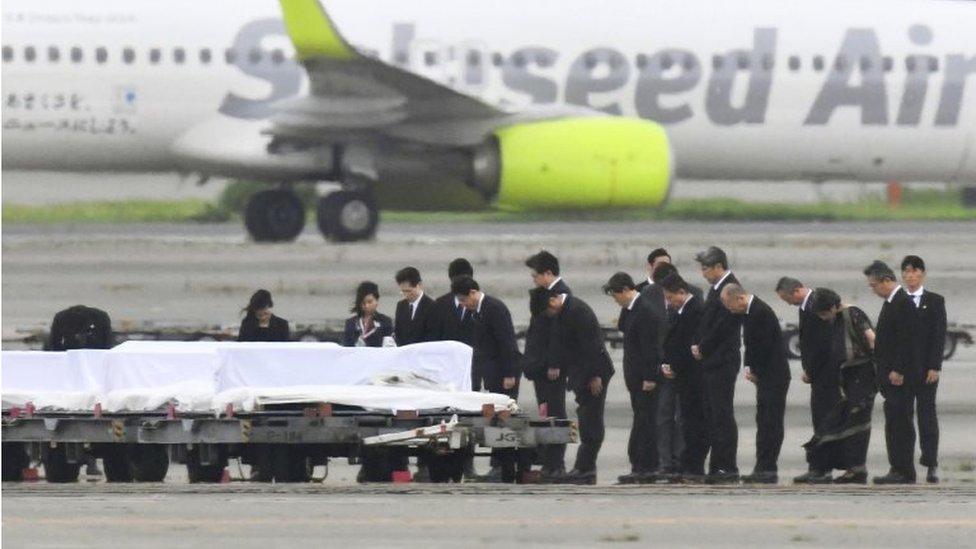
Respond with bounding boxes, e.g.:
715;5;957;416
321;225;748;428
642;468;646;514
394;52;408;64
682;55;695;70
609;54;622;69
905;56;916;73
271;49;285;64
424;51;438;66
883;56;893;72
149;48;162;64
466;50;481;66
71;47;83;63
584;52;597;69
96;47;108;64
712;55;723;70
859;56;872;72
813;55;824;71
24;46;36;62
225;49;237;64
788;55;800;71
492;52;504;67
2;46;12;63
48;46;60;63
123;47;135;64
199;48;211;64
635;54;648;70
660;53;673;70
248;48;262;64
512;52;526;67
173;48;186;64
761;54;773;71
735;54;748;70
928;57;939;72
834;55;847;71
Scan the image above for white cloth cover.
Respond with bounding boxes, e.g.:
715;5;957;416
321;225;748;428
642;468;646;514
102;341;222;412
215;341;473;394
213;385;515;414
1;350;109;411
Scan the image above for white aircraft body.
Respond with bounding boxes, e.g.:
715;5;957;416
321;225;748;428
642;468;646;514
3;0;975;241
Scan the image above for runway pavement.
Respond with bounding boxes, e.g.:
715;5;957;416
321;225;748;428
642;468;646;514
2;220;975;547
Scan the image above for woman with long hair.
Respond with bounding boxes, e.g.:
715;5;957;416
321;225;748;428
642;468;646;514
237;289;290;342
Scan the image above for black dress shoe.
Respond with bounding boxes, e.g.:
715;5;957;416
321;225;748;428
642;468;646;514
704;470;740;484
926;467;939;484
793;470;832;484
833;469;868;484
741;471;778;484
678;473;706;484
616;472;643;485
636;471;660;484
873;470;916;485
559;469;597;485
539;467;567;484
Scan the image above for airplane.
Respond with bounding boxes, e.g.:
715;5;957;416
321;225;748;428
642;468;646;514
2;0;975;242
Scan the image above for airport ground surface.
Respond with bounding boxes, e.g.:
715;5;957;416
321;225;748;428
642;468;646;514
2;218;975;547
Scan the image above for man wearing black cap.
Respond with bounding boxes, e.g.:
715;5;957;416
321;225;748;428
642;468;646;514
523;251;571;480
864;260;920;484
544;289;615;485
900;255;947;483
692;246;742;484
604;272;663;484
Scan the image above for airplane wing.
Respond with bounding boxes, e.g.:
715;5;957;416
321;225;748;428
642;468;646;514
271;0;595;146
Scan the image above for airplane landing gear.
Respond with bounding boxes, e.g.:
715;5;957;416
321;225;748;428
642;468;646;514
244;189;306;242
316;190;379;243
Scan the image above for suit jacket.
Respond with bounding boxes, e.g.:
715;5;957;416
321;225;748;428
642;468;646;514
238;315;290;342
695;272;743;371
394;293;437;346
619;294;664;392
913;290;947;372
342;313;394;347
469;295;520;379
552;295;615;392
430;292;474;345
523;279;572;381
742;296;792;385
664;294;704;373
798;290;831;383
875;287;918;377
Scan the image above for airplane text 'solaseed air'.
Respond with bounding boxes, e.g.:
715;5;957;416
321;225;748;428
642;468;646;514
3;0;975;241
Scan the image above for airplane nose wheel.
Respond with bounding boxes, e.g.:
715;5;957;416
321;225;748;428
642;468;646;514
244;189;306;242
316;190;379;242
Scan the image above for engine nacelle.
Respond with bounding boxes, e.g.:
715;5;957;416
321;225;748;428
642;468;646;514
470;117;673;209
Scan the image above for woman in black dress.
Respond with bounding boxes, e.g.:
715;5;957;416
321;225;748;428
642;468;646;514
342;281;393;347
238;289;291;342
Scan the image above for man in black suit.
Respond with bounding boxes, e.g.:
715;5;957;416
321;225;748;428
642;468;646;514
865;260;921;484
453;275;521;482
692;246;742;484
661;274;709;482
431;258;477;380
523;251;570;479
604;272;663;484
545;289;615;485
393;267;437;346
900;255;948;483
775;277;839;482
721;284;791;484
635;248;672;293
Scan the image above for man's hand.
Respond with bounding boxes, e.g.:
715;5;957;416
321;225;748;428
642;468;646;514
801;371;811;384
744;367;757;384
588;376;603;396
925;369;940;385
888;370;904;386
642;380;657;392
547;368;560;381
691;345;702;360
502;377;516;390
662;364;675;379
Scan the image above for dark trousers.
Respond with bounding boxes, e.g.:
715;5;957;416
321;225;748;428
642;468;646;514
485;376;527;478
810;381;842;432
573;383;608;474
627;389;659;474
916;381;939;468
655;380;684;471
675;364;709;475
881;376;919;479
702;365;738;474
754;379;789;473
533;376;567;472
